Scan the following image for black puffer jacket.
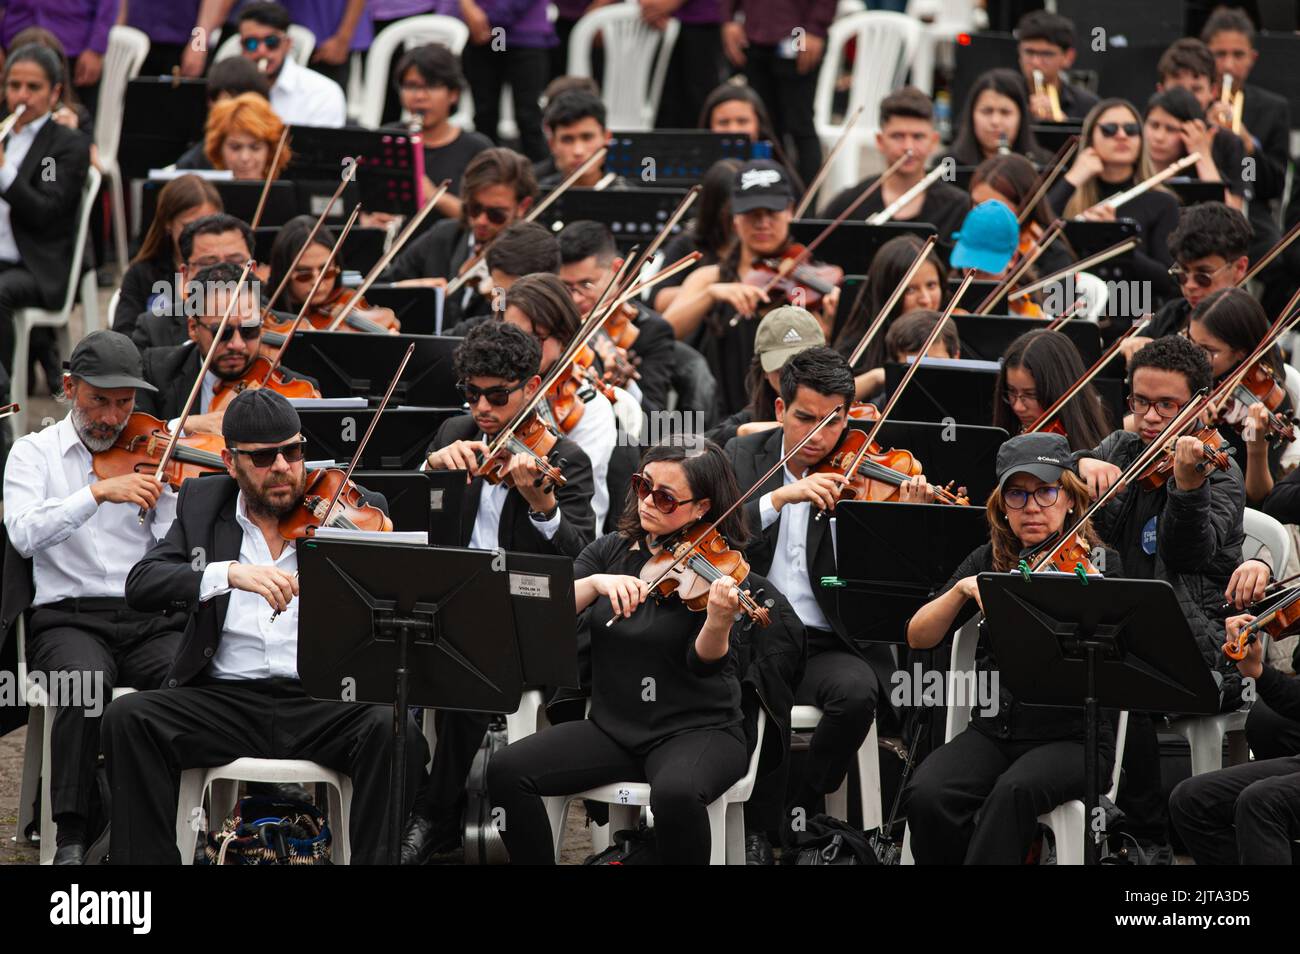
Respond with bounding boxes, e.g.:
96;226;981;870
1082;430;1245;710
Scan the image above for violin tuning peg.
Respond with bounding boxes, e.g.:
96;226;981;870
764;598;776;610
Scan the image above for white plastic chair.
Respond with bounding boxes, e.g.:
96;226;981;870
10;166;102;437
1036;710;1128;865
812;12;922;204
1166;708;1250;778
545;709;767;864
567;5;680;131
214;24;316;67
790;705;883;831
106;288;122;331
357;15;469;128
905;0;982;94
1070;271;1109;322
94;26;149;274
1243;507;1293;575
175;758;352;864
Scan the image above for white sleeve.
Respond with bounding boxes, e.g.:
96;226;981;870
2;441;98;557
199;561;235;601
758;491;780;531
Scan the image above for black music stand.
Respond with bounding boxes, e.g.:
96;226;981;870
254;226;388;276
884;360;1001;427
1168;178;1229;207
853;418;1010;504
364;285;445;336
283;331;462;405
121;77;208;178
955;314;1102;365
534;187;691;252
1030;122;1083;154
350;471;432;531
790;221;937;274
285;124;423;215
603;130;751;185
976;573;1220;865
297;407;463;469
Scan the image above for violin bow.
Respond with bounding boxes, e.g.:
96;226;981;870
846;235;938;369
794;105;865;219
606;406;845;628
260;164;358;316
248;127;291;232
1007;237;1139;303
325;180;452;331
1026;325;1142;433
0;401;18;421
971;219;1064;315
1208;281;1300;418
260;203;362;386
141;260;256;521
447;147;609;297
1241;219;1300;286
1018;136;1077;227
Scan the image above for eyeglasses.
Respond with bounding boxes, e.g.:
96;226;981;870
465;202;512;225
1004;387;1039;407
630;472;697;514
230;439;306;468
1168;261;1232;289
198;321;261;342
188;254;251;269
1128;395;1183;418
459;380;525;407
562;278;599;296
241;34;284;52
1003;485;1061;510
291;265;340;283
1097;122;1141;138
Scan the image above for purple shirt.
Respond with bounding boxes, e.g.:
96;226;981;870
370;0;438;19
723;0;836;42
675;0;722;26
476;0;557;49
124;0;198;47
281;0;375;51
1;0;121;56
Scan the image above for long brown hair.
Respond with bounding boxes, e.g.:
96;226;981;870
133;174;223;266
986;469;1100;572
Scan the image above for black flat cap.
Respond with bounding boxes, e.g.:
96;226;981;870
221;388;301;445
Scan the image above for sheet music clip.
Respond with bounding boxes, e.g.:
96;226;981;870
170;65;181;89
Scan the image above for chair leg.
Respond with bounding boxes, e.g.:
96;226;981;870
1188;722;1226;777
859;720;883;832
327;782;350;865
39;706;57;864
10;316;29;434
110;168;129;276
545;796;570;861
722;801;745;865
17;705;43;839
707;799;727;865
175;768;207;865
80;271;101;335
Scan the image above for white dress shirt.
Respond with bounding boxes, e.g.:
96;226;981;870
199;492;300;680
758;461;832;632
270;56;346;128
0;111;51;264
558;387;616;530
3;414;177;606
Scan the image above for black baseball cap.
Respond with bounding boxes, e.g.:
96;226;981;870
66;330;157;391
995;432;1076;490
731;160;794;214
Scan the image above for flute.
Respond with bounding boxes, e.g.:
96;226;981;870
1094;153;1200;212
867;164;946;225
0;104;27;144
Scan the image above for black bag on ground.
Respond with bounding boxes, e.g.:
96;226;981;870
787;814;881;865
583;824;659;865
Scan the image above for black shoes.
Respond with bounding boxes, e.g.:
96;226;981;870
400;811;461;866
53;841;85;865
745;832;774;866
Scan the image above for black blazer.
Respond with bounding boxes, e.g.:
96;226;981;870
430;413;596;557
0;118;91;307
629;302;676;416
134;340;318;421
1242;83;1289;205
380;218;489;326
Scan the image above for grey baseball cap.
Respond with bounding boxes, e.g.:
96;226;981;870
754;306;826;372
66;330;157;391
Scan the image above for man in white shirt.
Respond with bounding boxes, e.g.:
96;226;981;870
238;2;346;128
2;331;183;865
103;388;426;864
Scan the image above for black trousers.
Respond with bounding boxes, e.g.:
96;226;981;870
487;719;747;864
1169;755;1300;864
462;44;549;162
26;603;183;822
1117;712;1169;840
741;45;821;188
421;709;491;825
655;24;725;129
1246;697;1300;761
102;678;428;864
793;643;879;794
904;726;1114;864
0;263;44;382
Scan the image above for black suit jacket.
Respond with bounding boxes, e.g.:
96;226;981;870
134;341;319;421
629;302;675;416
1243;83;1289;205
1;119;91;307
380;218;489;326
430;414;596;557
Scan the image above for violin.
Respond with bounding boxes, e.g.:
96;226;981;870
265;287;400;336
1216;362;1296;444
475;411;568;491
1225;586;1300;660
209;355;321;411
1041;532;1100;575
641;523;772;626
1136;425;1233;491
809;427;969;506
93;413;227;488
847;401;880;422
277;467;393;539
737;243;843;323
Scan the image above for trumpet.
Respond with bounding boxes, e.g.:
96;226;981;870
0;104;27;144
1033;69;1065;122
1220;74;1245;135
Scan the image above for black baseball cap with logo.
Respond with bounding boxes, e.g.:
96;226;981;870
65;330;157;391
995;432;1076;490
731;159;795;214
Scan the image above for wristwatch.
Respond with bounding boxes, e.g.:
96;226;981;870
528;505;559;522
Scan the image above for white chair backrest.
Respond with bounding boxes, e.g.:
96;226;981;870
814;12;921;134
943;613;982;743
106;287;122;330
1243;507;1293;575
1283;362;1300;412
905;0;979;29
567;6;680;131
214;23;316;66
1069;271;1108;322
358;15;469;128
93;26;150;168
59;166;103;316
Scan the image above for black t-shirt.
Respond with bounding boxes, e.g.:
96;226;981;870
655;231;713;295
574;532;745;754
408;126;493;197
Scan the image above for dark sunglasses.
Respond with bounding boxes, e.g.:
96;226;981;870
1167;261;1231;289
1097;122;1141;138
242;34;284;52
631;472;697;514
199;321;261;342
230;439;306;468
465;202;512;225
291;264;340;283
459;380;524;407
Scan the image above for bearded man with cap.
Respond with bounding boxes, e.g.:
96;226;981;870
664;160;842;419
103;388;426;864
2;330;184;864
903;432;1123;864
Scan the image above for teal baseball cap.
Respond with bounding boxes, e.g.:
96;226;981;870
950;200;1019;275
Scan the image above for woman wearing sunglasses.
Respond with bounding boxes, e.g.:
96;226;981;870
992;329;1114;452
1186;287;1295;505
487;440;759;864
1048;99;1180;302
904;431;1121;864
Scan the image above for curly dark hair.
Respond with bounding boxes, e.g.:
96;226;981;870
778;346;854;407
615;439;750;548
454;319;540;383
1129;334;1213;395
1167;201;1253;264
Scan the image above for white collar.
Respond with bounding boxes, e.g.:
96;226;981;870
56;413;89;459
11;111;49;140
273;55;302;93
